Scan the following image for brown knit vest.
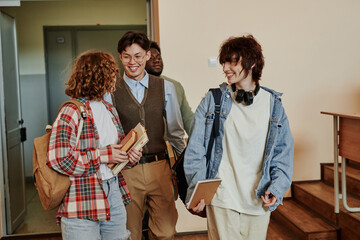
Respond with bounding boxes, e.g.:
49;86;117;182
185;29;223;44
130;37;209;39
112;75;166;155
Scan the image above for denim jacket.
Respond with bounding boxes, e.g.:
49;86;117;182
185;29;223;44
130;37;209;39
184;83;294;212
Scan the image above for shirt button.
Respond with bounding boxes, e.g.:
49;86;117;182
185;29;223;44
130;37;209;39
206;120;210;124
212;169;215;172
216;150;220;153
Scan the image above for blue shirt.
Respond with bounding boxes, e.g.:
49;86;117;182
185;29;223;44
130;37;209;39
105;71;186;154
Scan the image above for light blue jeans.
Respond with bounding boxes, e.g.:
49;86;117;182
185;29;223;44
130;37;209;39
61;176;130;240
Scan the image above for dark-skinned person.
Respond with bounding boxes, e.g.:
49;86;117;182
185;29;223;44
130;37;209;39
145;41;193;134
141;40;194;240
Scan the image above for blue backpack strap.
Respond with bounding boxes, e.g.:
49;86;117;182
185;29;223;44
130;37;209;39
206;88;222;164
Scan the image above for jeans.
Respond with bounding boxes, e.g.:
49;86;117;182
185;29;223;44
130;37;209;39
61;176;130;240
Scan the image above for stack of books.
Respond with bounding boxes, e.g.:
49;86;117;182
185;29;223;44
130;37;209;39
108;122;149;175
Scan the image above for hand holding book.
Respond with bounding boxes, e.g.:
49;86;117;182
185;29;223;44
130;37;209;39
107;129;137;168
187;179;222;209
127;147;143;164
110;144;141;165
110;122;149;175
99;144;128;164
109;144;129;163
191;199;205;213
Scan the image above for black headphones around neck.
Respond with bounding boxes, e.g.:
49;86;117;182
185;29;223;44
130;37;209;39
231;84;260;106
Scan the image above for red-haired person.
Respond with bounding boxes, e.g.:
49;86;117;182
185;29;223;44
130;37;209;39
47;51;142;240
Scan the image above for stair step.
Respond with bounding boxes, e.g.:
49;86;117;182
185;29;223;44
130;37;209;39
348;159;360;169
293;181;360;239
292;181;337;224
340;225;360;240
322;163;360;198
272;199;337;240
339;208;360;239
267;218;299;240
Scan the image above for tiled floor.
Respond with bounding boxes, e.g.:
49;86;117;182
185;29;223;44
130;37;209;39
14;181;61;234
12;181;206;236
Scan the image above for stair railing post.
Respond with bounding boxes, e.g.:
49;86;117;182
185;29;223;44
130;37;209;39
341;157;360;212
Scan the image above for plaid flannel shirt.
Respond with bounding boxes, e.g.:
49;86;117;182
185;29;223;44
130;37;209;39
47;98;132;223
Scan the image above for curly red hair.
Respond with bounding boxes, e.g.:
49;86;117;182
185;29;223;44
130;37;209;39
65;51;119;100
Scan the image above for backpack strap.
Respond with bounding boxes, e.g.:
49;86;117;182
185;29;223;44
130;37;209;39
56;99;87;145
57;99;87;119
206;88;222;164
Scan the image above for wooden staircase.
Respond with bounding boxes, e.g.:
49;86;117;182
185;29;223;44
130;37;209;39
267;160;360;240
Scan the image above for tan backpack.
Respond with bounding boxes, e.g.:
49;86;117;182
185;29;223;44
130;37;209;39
32;99;87;211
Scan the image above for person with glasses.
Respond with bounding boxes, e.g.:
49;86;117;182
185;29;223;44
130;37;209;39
110;31;186;240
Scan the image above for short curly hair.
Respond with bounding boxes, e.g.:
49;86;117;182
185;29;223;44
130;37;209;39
65;51;119;100
219;35;264;82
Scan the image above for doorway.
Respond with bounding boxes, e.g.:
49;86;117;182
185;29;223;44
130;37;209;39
44;25;147;123
11;25;147;235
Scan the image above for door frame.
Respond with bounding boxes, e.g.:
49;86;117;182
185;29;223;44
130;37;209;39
0;10;24;237
147;0;160;44
0;12;6;237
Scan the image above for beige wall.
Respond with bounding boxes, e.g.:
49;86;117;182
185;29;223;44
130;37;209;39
159;0;360;183
1;0;359;235
3;0;146;75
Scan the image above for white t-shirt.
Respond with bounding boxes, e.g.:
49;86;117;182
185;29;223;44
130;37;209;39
211;86;271;215
89;101;118;180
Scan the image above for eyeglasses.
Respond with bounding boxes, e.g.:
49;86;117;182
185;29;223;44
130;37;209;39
121;54;146;64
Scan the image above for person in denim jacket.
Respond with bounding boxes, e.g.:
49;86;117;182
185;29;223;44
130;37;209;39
184;35;294;240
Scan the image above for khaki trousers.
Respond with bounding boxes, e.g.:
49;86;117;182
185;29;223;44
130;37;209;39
122;160;177;240
207;205;270;240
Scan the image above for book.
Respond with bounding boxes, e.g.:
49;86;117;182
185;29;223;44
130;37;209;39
186;178;222;209
108;129;137;169
111;123;149;175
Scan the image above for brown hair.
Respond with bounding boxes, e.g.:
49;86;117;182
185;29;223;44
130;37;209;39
117;31;150;54
219;35;264;82
65;51;119;100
